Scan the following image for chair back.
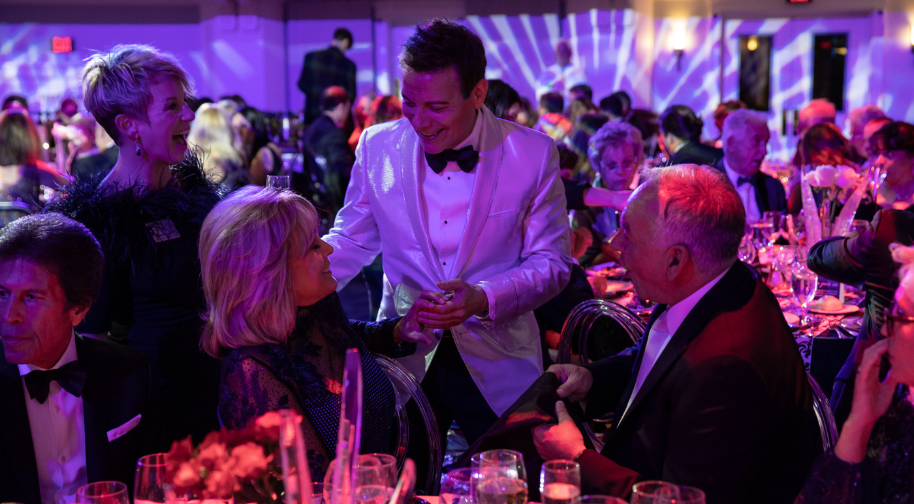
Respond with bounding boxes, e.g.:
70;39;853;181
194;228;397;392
807;370;838;451
0;201;32;228
557;299;646;365
373;355;441;496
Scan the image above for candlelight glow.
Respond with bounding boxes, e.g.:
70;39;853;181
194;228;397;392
747;36;758;51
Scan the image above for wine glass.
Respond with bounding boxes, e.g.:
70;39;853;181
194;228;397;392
539;460;580;504
134;453;167;504
266;175;291;189
790;263;819;324
630;481;705;504
573;496;626;504
441;468;475;504
762;211;783;245
76;481;129;504
737;235;756;264
471;450;528;504
324;455;390;504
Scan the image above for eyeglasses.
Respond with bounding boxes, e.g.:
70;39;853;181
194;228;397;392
885;303;914;338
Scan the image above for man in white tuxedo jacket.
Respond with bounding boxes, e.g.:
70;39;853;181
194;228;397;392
324;19;573;446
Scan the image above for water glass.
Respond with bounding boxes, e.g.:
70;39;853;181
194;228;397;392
76;481;129;504
573;496;626;504
737;235;756;264
539;460;581;504
134;453;167;503
324;455;391;504
266;175;291;189
630;481;705;504
790;263;818;323
763;211;783;244
471;450;528;504
441;468;475;504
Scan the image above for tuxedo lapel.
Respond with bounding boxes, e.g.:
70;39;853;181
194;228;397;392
754;177;771;213
0;356;40;502
453;108;503;279
398;126;446;283
607;263;747;438
76;336;108;483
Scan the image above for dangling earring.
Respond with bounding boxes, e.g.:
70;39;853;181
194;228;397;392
135;139;142;157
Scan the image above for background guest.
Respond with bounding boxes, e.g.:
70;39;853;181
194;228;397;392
0;213;156;503
847;104;886;161
302;85;355;216
233;106;283;186
798;243;914;503
298;28;356;124
484;79;521;123
711;99;746;147
872;122;914;211
199;186;427;482
798;98;837;134
0;109;68;211
44;44;223;448
788;123;858;214
1;95;29;112
188;102;246;184
660;104;722;166
600;90;632;122
714;109;786;223
536;91;572;142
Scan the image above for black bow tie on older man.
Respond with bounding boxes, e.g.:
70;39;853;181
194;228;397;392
425;145;480;174
24;360;87;403
737;174;758;187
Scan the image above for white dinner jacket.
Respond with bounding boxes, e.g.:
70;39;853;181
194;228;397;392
323;105;573;416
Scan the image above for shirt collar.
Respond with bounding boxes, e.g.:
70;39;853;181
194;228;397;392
671;140;689;154
722;158;741;187
455;109;484;152
662;267;729;338
19;331;78;376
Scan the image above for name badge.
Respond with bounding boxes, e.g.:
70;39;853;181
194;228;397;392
147;218;181;243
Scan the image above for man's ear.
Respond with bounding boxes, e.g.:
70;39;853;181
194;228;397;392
114;114;138;143
666;244;691;282
69;304;91;328
472;79;488;109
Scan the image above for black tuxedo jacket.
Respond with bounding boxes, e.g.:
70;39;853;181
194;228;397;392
0;335;158;502
711;160;788;214
667;141;723;168
577;262;821;504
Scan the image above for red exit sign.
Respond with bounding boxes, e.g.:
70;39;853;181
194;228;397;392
51;36;74;53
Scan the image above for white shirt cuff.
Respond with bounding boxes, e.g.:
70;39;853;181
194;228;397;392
475;283;497;326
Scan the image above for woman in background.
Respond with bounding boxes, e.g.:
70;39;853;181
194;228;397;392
0;109;68;210
233;106;283;186
188;102;246;185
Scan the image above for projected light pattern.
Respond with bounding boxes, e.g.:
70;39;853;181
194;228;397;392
0;23;206;116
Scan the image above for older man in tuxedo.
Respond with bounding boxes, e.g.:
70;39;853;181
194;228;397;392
324;19;572;449
534;166;819;504
0;214;156;503
715;109;786;223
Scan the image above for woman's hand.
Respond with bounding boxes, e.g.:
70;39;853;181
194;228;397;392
834;339;897;463
394;291;439;345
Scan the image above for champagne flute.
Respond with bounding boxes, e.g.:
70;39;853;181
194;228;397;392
471;450;528;504
134;453;167;504
441;468;475;504
76;481;129;504
539;460;580;504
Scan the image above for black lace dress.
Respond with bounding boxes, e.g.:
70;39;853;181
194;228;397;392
796;386;914;504
218;292;415;483
44;156;224;448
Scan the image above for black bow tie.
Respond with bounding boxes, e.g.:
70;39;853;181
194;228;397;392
424;145;479;174
24;360;87;404
737;175;757;187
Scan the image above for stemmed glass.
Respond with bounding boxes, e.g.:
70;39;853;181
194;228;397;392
76;481;129;504
134;453;167;503
737;234;756;264
790;262;819;324
762;211;783;245
539;460;580;504
630;481;705;504
441;468;475;504
324;454;392;504
471;450;528;504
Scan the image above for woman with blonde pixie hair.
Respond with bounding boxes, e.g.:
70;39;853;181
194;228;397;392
199;186;430;481
45;44;223;448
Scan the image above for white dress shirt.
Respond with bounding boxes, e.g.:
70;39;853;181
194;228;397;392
19;332;87;504
723;159;761;223
621;268;729;420
420;110;496;314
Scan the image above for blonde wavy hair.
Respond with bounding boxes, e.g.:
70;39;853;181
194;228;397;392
199;186;319;358
188;103;244;180
82;44;194;144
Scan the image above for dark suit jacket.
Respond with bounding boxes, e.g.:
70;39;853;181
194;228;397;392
711;160;788;214
0;335;158;503
667;141;723;167
303;114;356;212
298;46;357;123
577;262;821;504
808;208;914;428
